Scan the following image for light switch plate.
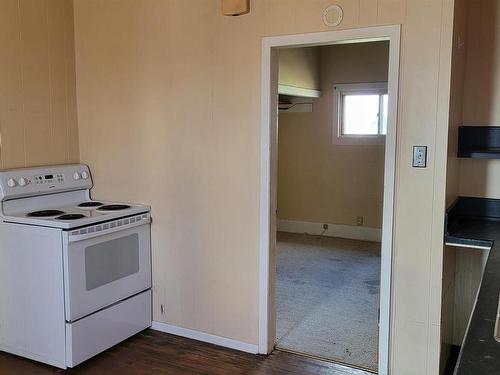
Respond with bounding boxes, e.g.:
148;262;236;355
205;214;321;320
413;146;427;168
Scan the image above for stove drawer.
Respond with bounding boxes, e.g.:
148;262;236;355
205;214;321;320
66;289;151;368
63;221;151;321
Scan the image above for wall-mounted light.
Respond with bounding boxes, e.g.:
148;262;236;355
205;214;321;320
222;0;250;16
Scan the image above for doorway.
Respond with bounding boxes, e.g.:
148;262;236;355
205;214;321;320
276;40;388;372
259;26;400;375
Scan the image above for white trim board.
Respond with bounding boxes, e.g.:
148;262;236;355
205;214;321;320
151;321;259;354
278;220;382;242
278;84;321;98
260;25;400;375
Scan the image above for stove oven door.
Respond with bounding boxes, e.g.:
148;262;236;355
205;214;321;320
63;214;151;322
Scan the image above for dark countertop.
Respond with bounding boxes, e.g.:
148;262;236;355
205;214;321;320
445;198;500;374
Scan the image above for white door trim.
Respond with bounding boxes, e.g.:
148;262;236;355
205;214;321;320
259;25;400;375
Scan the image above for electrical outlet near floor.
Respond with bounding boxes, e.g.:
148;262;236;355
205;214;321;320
356;216;364;226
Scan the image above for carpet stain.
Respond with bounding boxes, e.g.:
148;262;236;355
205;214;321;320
364;279;380;295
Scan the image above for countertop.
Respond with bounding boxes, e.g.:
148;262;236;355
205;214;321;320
445;198;500;375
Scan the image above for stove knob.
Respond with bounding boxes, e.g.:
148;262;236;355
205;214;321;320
73;172;81;180
81;171;89;180
7;178;16;188
18;177;27;186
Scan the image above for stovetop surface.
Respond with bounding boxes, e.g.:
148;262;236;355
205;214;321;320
3;200;150;229
0;164;150;230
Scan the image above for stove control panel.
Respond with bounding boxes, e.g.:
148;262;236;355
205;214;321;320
34;173;64;185
0;164;92;201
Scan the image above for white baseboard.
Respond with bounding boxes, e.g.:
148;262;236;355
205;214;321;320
151;321;259;354
277;219;382;242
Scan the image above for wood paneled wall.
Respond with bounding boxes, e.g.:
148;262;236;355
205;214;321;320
0;0;79;170
73;1;455;374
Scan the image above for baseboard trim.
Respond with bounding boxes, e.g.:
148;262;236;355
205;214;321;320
151;321;259;354
278;219;382;242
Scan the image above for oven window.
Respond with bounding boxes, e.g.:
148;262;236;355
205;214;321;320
85;234;140;291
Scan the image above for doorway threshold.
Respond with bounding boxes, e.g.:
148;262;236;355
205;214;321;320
274;346;377;375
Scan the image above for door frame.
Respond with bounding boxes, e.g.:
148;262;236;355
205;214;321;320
259;25;401;375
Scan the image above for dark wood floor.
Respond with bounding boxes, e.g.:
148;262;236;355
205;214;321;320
0;329;373;375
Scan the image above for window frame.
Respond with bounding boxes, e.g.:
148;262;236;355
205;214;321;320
332;82;388;145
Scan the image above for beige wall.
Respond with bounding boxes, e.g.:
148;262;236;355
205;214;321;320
447;0;497;350
442;0;467;368
278;47;320;91
0;0;79;170
460;0;500;198
74;0;261;346
74;1;455;374
278;42;388;229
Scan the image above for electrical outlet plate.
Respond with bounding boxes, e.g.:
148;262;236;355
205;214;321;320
412;146;427;168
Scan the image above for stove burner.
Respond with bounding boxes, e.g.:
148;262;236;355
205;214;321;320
27;210;65;217
78;202;103;208
97;204;131;211
56;214;86;221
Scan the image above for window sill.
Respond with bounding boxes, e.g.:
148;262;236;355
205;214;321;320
332;135;386;146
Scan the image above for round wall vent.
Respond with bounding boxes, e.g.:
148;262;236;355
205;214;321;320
323;5;344;27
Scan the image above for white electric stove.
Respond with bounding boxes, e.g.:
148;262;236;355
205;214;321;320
0;164;152;369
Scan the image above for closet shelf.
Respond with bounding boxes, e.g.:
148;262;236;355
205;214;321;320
278;84;321;98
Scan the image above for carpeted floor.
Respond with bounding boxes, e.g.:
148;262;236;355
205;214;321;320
276;232;381;371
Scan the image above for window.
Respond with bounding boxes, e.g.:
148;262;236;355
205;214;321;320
333;83;388;145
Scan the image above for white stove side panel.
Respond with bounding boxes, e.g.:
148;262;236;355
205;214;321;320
0;223;66;369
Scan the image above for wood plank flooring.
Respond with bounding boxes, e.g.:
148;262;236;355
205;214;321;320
0;329;374;375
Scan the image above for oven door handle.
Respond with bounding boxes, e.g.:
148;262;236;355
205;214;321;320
67;215;151;243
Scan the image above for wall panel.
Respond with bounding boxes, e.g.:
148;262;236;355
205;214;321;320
73;1;455;373
0;0;25;169
460;0;500;198
442;0;467;367
0;0;79;170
